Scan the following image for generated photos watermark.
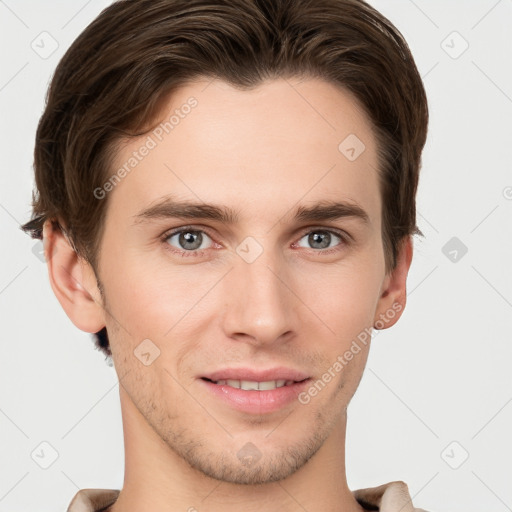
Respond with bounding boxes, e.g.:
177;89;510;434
298;302;403;405
93;96;198;200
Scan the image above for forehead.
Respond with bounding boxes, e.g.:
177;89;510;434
107;77;381;229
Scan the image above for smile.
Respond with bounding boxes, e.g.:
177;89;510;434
200;377;311;414
204;378;301;390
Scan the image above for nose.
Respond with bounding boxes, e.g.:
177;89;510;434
221;245;297;346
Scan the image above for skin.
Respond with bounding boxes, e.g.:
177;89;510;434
44;77;412;512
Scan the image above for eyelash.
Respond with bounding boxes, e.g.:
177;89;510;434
160;225;352;259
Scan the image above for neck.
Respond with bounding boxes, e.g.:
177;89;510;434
109;385;366;512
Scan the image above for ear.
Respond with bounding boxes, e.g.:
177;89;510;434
43;219;106;333
373;236;413;330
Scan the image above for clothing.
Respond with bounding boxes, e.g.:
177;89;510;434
66;481;429;511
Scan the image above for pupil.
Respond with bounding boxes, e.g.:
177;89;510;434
181;231;202;250
310;232;330;249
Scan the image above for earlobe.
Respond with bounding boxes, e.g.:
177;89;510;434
373;236;413;330
43;219;106;333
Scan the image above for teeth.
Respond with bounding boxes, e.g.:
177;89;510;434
214;379;294;390
259;380;285;390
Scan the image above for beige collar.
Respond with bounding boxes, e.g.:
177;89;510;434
67;481;428;512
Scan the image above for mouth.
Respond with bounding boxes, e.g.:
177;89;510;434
198;369;312;414
201;377;309;391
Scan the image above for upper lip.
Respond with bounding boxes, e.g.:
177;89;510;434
201;367;310;382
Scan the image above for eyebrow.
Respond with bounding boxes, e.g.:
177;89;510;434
132;195;370;226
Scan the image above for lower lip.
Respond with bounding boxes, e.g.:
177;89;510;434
199;378;311;414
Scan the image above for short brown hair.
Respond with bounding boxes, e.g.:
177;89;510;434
21;0;428;359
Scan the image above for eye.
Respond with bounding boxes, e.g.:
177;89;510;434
164;227;214;255
161;226;350;259
295;229;347;252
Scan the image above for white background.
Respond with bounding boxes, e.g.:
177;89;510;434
0;1;511;511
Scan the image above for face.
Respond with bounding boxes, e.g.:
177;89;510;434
87;77;404;484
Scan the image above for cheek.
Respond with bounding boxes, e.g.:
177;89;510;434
297;259;382;343
102;248;221;347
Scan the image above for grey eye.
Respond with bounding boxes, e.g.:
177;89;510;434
166;230;213;251
297;231;342;250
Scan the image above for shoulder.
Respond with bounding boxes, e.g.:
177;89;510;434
66;488;120;512
352;480;430;512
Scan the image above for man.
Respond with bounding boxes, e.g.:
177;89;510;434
21;0;430;510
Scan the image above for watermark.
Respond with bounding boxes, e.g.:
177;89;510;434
31;31;59;60
237;442;262;467
32;237;58;263
93;96;198;200
31;441;59;469
134;338;161;366
298;302;402;404
236;236;264;263
338;133;366;161
440;31;469;60
440;440;469;469
151;96;198;141
441;236;468;263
